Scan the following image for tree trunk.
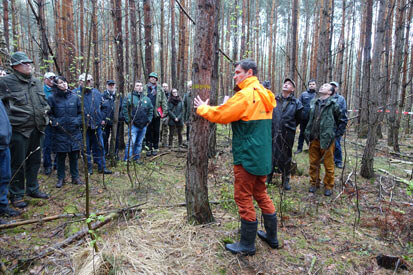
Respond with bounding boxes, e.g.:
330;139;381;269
170;0;177;89
208;0;221;158
186;0;216;225
334;0;346;86
240;0;247;58
232;0;238;63
289;0;299;82
3;0;9;51
143;0;152;79
79;0;84;72
62;0;76;83
358;0;373;138
160;0;165;82
267;0;276;86
129;0;139;84
11;0;19;52
124;0;130;81
300;0;310;91
360;0;386;179
387;0;407;151
109;0;124;165
92;1;99;88
316;0;331;83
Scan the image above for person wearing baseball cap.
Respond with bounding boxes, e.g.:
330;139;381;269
0;51;50;209
143;72;168;156
329;81;348;169
267;78;303;191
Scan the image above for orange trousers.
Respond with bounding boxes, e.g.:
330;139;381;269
308;140;335;190
233;165;276;222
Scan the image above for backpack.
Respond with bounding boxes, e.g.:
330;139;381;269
131;99;149;129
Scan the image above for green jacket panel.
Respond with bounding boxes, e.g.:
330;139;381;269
0;71;50;138
232;119;272;176
143;84;167;118
122;91;153;124
304;96;343;149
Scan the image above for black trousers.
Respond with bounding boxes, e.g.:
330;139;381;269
297;120;309;150
145;117;161;150
9;129;42;199
169;125;183;146
268;130;295;180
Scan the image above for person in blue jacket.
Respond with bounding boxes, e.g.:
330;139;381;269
48;76;84;188
0;99;20;218
76;73;112;175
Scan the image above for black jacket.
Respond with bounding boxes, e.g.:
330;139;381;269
101;90;124;126
272;93;304;135
47;88;82;152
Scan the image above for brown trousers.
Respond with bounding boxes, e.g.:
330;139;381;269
309;140;335;190
233;165;276;221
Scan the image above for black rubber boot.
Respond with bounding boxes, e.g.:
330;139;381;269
282;174;291;190
225;219;257;255
257;212;279;249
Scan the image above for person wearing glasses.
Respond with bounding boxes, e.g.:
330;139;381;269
0;52;50;209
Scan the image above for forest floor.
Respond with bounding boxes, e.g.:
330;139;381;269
1;125;412;274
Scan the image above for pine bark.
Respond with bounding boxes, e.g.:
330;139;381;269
143;0;152;78
360;0;386;178
289;0;299;82
129;0;139;83
186;0;216;224
358;0;373;138
387;0;407;151
160;0;165;82
170;0;177;89
3;0;9;50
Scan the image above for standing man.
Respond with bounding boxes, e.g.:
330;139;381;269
0;98;20;216
330;81;347;169
305;83;347;196
160;82;170;147
122;81;153;163
296;79;317;154
183;80;192;145
194;59;279;255
0;52;50;208
143;72;167;156
78;73;112;175
42;72;56;175
267;78;303;190
102;80;123;159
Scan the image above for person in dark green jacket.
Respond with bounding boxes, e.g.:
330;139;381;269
167;88;184;148
304;83;347;196
0;52;50;209
122;81;153;162
143;72;168;156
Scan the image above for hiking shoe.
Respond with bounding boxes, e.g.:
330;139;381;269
0;206;21;217
88;167;93;175
152;150;158;156
324;189;333;196
98;168;113;174
44;167;52;175
336;163;343;169
72;177;84;185
27;190;49;199
11;198;28;209
309;186;318;193
56;178;64;188
294;149;302;154
146;151;152;157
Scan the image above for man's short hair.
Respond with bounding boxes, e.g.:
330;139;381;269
308;79;316;85
234;59;257;76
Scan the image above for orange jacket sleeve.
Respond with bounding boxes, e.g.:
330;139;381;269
196;91;248;124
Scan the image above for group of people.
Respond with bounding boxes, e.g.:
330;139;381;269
194;58;348;256
0;51;193;223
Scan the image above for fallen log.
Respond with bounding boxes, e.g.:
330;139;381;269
0;202;145;230
377;169;410;185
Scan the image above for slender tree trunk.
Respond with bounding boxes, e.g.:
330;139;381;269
11;0;19;52
267;0;276;85
334;0;346;86
208;0;221;158
92;3;99;88
310;1;321;80
359;0;373;138
137;1;144;80
79;0;84;72
129;0;139;83
3;0;9;51
240;0;247;58
232;0;238;63
143;0;152;78
388;0;406;151
186;0;216;225
109;0;124;165
289;0;299;82
160;0;165;82
300;0;310;91
62;0;76;83
170;0;177;89
125;0;130;80
360;0;386;178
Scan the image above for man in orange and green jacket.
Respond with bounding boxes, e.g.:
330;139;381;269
194;59;279;255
